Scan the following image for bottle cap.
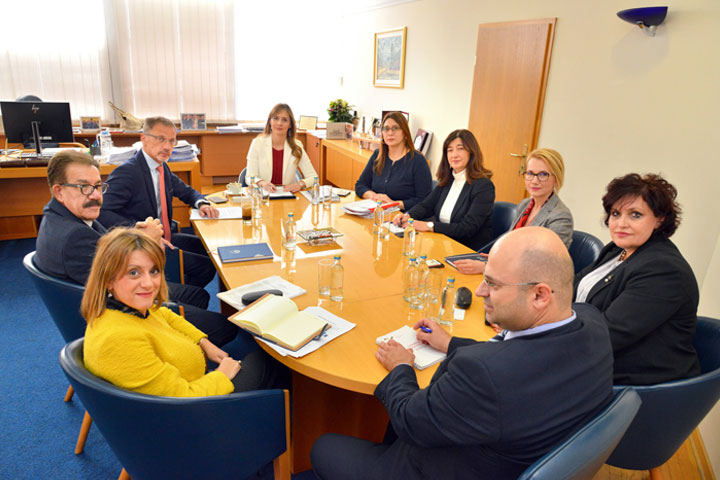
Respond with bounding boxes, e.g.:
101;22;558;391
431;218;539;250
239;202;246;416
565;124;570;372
448;276;455;283
333;255;341;260
409;256;416;261
408;219;414;224
420;255;427;259
288;212;294;218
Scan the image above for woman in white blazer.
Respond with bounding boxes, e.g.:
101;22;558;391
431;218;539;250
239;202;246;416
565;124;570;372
246;103;318;193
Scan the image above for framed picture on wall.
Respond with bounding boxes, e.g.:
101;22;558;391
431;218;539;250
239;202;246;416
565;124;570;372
181;113;206;130
373;27;407;89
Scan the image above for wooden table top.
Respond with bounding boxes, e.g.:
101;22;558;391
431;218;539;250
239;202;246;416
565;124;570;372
192;193;495;395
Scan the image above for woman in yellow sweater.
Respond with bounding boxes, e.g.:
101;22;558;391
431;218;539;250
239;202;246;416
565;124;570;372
82;228;268;397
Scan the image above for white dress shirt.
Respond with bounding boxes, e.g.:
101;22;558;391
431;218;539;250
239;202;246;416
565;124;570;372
438;169;466;223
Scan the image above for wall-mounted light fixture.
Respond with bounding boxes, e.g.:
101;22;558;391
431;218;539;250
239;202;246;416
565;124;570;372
617;6;668;36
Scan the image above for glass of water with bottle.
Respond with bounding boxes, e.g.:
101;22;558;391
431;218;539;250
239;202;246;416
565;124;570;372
330;255;344;302
282;212;296;250
403;219;416;256
438;276;457;327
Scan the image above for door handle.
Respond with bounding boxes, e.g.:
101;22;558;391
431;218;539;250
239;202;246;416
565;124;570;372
510;144;528;174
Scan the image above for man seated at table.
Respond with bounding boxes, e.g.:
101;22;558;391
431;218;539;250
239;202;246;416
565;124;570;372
35;150;238;347
98;116;218;288
311;227;614;480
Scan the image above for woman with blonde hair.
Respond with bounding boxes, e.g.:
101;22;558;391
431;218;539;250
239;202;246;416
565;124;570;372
82;228;279;397
246;103;318;193
355;112;432;211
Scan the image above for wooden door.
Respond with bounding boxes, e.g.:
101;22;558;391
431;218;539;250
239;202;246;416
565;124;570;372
468;18;556;203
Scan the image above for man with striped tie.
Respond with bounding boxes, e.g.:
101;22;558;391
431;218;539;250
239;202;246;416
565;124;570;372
311;227;614;480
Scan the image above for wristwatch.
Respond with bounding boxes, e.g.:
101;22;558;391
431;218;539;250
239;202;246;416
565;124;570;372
427;221;434;231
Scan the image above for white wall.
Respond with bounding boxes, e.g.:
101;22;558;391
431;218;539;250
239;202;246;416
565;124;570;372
337;0;720;474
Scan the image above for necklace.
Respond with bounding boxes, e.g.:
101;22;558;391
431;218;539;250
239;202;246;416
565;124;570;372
618;249;628;262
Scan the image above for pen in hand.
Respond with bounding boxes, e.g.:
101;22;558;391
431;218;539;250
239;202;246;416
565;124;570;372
420;326;432;333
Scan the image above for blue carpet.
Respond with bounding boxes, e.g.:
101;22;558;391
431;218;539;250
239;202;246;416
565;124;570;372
0;237;316;479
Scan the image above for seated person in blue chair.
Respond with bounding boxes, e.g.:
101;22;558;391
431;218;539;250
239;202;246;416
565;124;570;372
393;129;495;250
98;116;218;289
575;173;700;385
246;103;318;193
82;228;285;396
355;112;432;212
35;151;237;347
311;227;614;480
454;148;574;274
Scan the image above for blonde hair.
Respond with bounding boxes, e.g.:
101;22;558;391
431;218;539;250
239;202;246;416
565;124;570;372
524;148;565;191
262;103;302;164
81;228;169;325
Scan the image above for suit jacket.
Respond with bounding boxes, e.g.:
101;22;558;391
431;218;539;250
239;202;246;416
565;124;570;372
98;150;205;228
246;135;317;186
408;177;495;250
35;198;107;285
510;194;573;248
373;303;614;479
574;236;700;385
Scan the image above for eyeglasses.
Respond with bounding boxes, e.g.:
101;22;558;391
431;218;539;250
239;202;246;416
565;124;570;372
523;171;552;182
61;183;109;196
382;125;401;133
144;132;178;147
482;278;540;290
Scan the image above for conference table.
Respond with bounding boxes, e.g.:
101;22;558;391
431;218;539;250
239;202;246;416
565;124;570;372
192;191;495;472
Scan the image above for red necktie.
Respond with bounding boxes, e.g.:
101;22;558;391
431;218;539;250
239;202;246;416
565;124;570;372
157;165;171;240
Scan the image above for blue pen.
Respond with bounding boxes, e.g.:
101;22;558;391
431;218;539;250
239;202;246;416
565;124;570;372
420;326;432;333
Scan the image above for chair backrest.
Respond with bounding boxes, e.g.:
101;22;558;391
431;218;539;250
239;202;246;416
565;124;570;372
238;167;247;186
607;316;720;470
518;388;641;480
568;231;604;274
23;251;86;343
478;201;517;253
60;338;288;480
164;247;184;285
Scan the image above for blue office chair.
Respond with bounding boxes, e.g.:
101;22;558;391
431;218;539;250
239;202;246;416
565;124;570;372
568;230;603;274
59;338;291;480
478;201;517;254
518;387;641;480
22;251;94;454
238;167;248;187
606;316;720;479
164;247;185;285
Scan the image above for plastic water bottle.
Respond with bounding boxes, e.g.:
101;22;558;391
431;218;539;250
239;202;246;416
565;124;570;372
403;219;416;256
252;184;263;220
282;213;296;250
311;177;320;204
439;276;457;326
330;255;344;301
416;255;430;306
402;256;419;304
97;130;113;159
373;201;384;234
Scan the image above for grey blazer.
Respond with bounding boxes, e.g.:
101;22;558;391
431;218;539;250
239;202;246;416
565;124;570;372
510;194;574;248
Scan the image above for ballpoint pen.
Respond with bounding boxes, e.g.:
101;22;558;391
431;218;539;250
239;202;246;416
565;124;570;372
420;326;432;333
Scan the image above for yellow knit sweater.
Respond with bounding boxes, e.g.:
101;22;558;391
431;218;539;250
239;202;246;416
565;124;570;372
84;306;234;397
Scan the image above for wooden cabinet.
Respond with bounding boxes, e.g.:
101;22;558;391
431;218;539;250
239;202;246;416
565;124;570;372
304;132;322;179
322;139;374;191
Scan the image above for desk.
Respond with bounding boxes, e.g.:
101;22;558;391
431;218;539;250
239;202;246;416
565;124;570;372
192;193;494;472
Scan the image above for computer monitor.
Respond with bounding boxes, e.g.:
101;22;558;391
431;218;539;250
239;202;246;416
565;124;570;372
1;101;74;149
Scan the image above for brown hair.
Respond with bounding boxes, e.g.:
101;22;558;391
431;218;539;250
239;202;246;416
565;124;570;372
143;116;176;132
524;148;565;191
81;228;169;325
47;150;99;194
373;112;418;175
602;173;681;239
436;129;492;187
263;103;302;164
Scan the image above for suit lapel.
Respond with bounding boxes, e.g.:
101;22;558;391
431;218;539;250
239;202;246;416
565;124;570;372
137;152;159;215
530;194;558;226
282;139;294;184
449;184;471;222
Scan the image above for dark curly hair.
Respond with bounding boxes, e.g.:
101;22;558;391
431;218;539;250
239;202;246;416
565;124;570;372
602;173;681;239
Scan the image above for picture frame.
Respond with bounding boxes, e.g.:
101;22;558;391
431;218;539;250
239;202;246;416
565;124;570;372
181;113;206;130
373;27;407;89
81;116;100;130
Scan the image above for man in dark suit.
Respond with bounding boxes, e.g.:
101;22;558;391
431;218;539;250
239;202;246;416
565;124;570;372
98;116;218;288
311;227;615;480
35;150;238;347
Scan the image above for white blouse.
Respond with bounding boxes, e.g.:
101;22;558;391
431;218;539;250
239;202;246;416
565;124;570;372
438;169;466;224
575;252;624;303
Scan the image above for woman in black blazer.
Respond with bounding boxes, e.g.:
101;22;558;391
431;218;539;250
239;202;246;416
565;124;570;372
393;129;494;250
574;173;700;385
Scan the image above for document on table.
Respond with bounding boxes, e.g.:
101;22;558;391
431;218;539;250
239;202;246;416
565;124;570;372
256;306;356;358
190;207;244;220
216;275;307;309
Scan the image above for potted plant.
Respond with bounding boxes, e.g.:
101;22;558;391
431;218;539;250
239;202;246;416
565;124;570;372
327;99;357;123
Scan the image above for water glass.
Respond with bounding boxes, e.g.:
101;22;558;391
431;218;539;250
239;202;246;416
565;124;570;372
322;185;332;209
318;258;333;297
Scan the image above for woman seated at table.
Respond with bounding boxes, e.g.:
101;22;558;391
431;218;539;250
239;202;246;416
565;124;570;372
246;103;318;193
355;112;432;211
393;129;494;250
453;147;573;274
82;228;281;397
575;173;700;385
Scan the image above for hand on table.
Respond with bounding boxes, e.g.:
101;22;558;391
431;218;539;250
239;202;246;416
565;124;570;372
259;180;277;192
414;318;452;353
453;258;487;275
393;213;410;227
198;204;220;218
283;182;304;193
413;220;431;232
375;339;415;371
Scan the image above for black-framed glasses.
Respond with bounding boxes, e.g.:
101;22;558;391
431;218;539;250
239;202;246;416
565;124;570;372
144;132;178;146
61;183;109;196
523;171;552;182
382;125;401;133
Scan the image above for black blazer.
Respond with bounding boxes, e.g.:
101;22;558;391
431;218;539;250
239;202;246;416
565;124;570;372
408;177;494;250
574;236;700;385
99;150;205;228
372;303;614;479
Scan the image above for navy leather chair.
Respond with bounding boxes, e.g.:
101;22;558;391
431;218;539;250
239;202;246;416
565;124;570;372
478;201;517;254
568;230;603;274
238;167;248;186
23;251;94;453
607;316;720;479
518;387;641;480
164;247;185;285
60;338;291;480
